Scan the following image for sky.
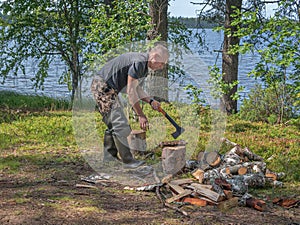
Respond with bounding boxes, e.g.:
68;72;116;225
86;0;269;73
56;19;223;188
169;0;200;18
168;0;277;18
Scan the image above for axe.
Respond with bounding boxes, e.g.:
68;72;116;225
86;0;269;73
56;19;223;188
158;106;185;139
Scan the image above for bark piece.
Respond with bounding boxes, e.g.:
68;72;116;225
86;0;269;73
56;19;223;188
182;197;207;207
246;197;266;211
273;198;300;208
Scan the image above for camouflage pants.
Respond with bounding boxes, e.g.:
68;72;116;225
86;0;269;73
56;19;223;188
90;77;120;116
91;77;131;138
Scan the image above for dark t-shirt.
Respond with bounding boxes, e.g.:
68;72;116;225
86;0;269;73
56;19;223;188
98;52;149;93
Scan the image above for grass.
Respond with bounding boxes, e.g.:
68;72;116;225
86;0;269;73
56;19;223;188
0;91;299;190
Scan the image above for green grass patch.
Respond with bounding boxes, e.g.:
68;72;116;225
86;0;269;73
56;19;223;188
0;92;299;186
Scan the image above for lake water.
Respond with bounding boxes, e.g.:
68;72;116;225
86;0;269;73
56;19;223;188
0;29;262;104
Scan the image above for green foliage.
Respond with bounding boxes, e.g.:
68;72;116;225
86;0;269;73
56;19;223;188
208;65;243;100
86;0;151;61
239;84;296;123
0;0;95;93
228;4;300;118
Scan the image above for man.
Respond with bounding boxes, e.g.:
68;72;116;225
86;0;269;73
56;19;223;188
91;44;169;169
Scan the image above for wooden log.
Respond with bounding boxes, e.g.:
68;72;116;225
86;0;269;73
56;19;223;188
182;197;207;207
197;151;204;162
128;130;147;154
223;149;242;166
238;167;248;175
243;174;266;188
205;151;221;167
162;145;186;175
225;165;242;175
242;147;264;162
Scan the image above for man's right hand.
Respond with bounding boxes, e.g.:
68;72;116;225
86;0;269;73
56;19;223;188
138;114;149;131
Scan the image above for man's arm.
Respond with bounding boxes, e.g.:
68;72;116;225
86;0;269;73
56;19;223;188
127;75;144;116
136;85;160;110
127;75;149;130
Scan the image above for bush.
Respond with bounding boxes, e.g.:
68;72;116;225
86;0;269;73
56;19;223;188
239;84;296;123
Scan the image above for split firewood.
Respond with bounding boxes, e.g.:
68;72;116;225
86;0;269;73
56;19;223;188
188;185;222;202
168;183;185;194
188;183;213;190
161;174;173;184
165;190;192;203
192;169;205;183
169;178;195;186
265;172;277;181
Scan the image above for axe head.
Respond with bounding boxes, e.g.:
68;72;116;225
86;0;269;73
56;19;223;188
171;126;185;139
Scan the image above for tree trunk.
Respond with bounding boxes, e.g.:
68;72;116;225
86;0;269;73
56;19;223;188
221;0;242;114
146;0;169;101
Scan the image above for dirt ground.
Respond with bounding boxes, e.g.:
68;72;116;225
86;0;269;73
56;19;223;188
0;162;299;225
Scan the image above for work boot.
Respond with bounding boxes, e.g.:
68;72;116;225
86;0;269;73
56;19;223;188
112;134;145;169
103;129;119;162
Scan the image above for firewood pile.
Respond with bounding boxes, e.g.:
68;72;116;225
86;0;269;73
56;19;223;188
125;138;299;214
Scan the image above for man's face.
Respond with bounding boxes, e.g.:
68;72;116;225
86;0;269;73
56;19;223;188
148;53;168;71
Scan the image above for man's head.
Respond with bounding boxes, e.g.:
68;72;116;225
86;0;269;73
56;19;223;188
148;44;169;71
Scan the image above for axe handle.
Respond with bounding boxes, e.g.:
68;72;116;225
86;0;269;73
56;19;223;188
158;107;180;129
